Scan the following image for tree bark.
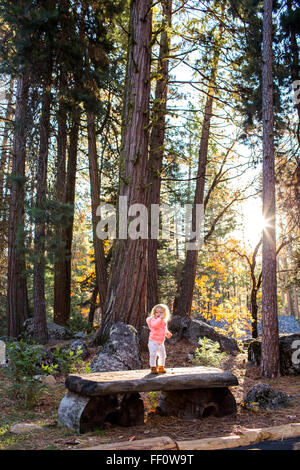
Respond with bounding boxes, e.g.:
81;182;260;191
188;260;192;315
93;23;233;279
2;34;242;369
147;0;172;312
293;285;299;320
64;105;81;322
53;73;68;325
287;0;300;145
261;0;280;378
7;72;29;337
88;284;99;325
0;77;14;226
95;0;152;343
86;111;108;313
33;72;52;344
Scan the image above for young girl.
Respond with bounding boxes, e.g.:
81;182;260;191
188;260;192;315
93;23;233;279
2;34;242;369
146;304;172;374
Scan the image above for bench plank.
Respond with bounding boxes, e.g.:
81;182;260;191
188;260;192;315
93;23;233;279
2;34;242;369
65;366;238;396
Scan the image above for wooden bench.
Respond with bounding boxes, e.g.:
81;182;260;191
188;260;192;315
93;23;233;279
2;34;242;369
58;366;239;433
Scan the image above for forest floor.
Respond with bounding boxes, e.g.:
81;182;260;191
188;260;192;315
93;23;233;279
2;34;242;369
1;339;300;450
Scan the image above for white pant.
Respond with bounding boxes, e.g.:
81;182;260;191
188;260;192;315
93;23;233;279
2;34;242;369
148;340;166;367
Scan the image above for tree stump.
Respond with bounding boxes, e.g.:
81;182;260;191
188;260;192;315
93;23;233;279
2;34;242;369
157;387;237;420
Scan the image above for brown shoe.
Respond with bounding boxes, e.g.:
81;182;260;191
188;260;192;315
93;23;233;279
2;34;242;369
151;366;158;374
158;366;167;373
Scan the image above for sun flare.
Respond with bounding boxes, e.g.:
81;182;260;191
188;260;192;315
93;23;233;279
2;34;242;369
242;201;267;247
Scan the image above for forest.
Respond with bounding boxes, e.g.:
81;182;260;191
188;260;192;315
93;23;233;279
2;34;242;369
0;0;300;452
0;0;300;388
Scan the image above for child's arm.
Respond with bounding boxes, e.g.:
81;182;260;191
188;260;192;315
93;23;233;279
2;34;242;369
165;326;172;339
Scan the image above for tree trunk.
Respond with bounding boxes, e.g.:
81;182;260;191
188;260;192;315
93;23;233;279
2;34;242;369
88;285;98;325
64;105;81;323
95;0;152;343
33;74;52;344
53;75;68;325
292;285;299;320
86;111;108;313
283;256;293;315
261;0;280;378
147;0;172;312
250;286;259;338
287;0;300;145
0;78;14;226
7;72;29;337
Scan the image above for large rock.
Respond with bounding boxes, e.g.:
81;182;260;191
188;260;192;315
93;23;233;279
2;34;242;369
242;383;290;411
139;326;150;352
10;423;44;434
168;316;240;354
248;334;300;375
22;319;74;341
91;322;142;372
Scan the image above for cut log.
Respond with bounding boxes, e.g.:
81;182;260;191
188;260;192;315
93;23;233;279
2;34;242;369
177;423;300;450
81;436;177;451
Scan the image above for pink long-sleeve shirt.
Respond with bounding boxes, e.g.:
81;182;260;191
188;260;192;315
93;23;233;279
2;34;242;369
146;316;171;344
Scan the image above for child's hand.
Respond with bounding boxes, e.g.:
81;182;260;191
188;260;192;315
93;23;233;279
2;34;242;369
166;331;172;339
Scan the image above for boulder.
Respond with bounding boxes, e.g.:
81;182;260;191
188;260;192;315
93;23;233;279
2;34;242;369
248;334;300;375
91;322;142;372
168;316;240;354
22;319;74;341
139;326;150;352
43;375;57;387
242;383;290;411
74;331;88;340
10;423;44;434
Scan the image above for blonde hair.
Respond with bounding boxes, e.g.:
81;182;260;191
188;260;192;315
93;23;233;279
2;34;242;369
149;304;171;322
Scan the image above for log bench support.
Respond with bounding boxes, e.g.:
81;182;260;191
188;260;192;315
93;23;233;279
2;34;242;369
58;391;144;434
157;387;237;419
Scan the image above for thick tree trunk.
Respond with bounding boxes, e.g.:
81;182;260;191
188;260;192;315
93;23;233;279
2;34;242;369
147;0;172;312
86;111;108;313
95;0;152;343
261;0;280;378
7;73;29;337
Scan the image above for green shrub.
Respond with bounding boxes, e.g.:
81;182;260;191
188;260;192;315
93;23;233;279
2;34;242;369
190;337;227;367
68;312;93;334
3;340;47;407
3;340;91;406
42;345;87;376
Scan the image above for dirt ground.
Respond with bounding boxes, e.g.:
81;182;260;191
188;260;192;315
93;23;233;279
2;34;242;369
1;339;300;450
